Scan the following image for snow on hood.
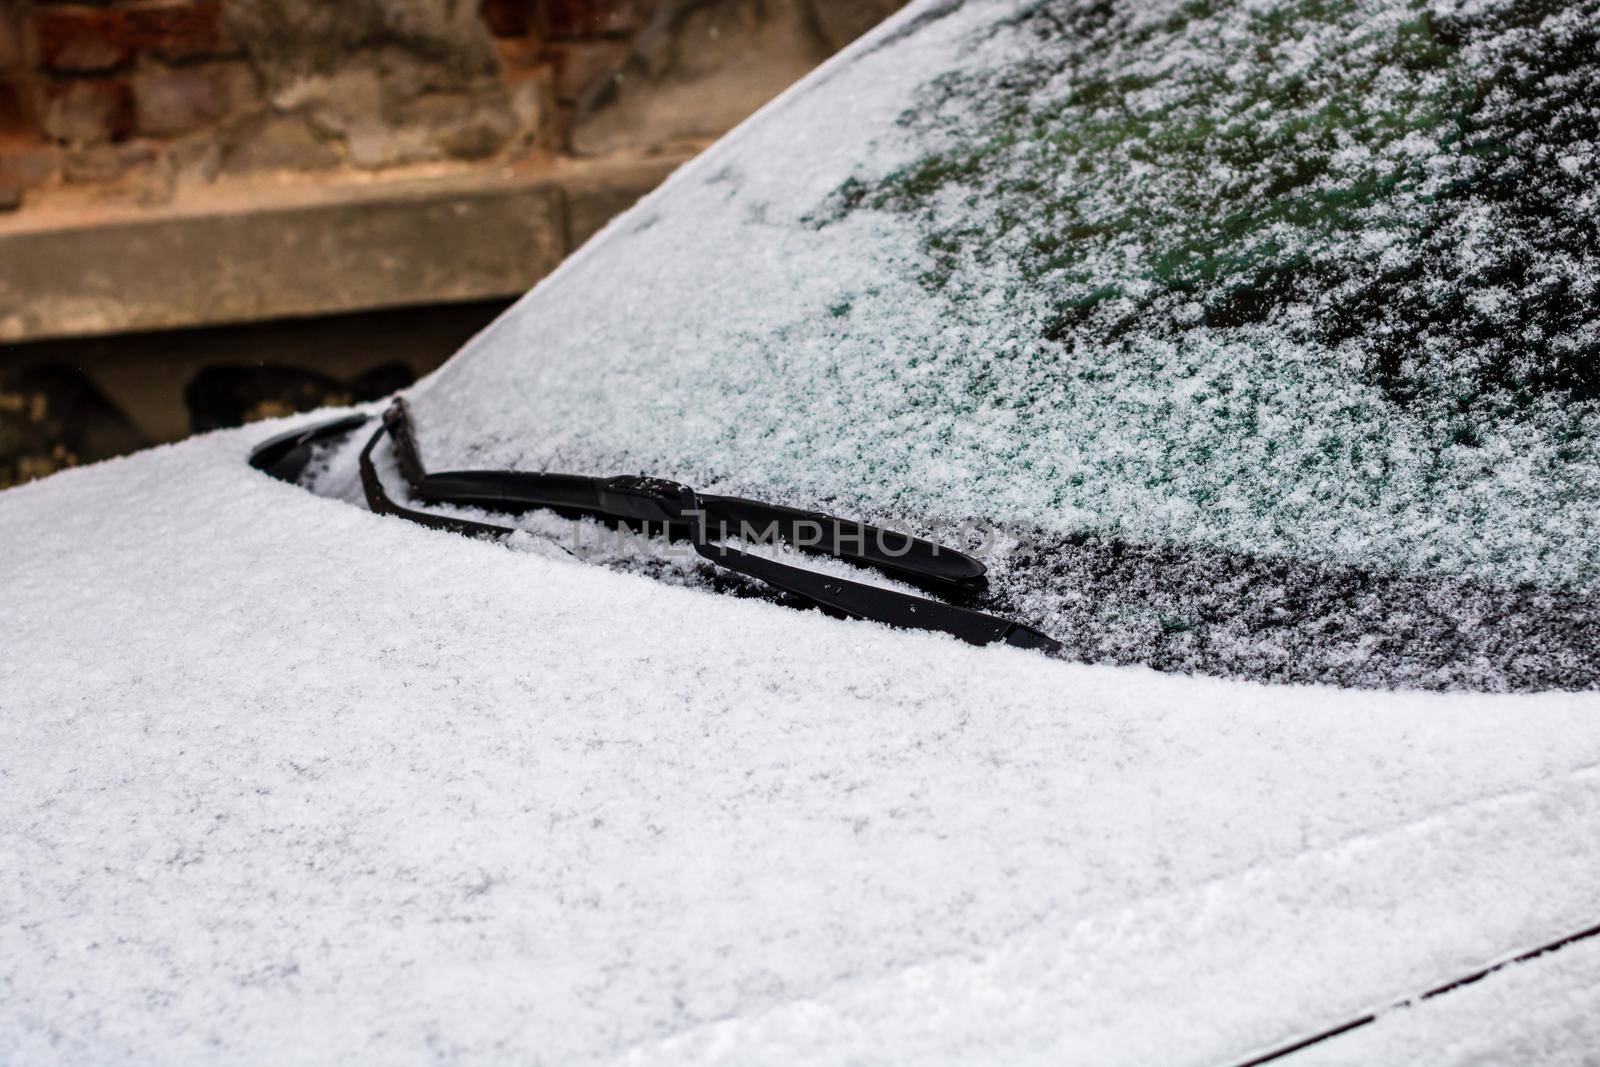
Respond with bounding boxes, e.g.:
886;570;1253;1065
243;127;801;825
410;0;1600;691
4;423;1600;1064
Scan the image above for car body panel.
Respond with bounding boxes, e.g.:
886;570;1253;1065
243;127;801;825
4;429;1600;1063
6;0;1600;1059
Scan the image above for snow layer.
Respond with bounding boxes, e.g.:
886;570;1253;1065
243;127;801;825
5;420;1600;1063
7;3;1600;1059
1292;934;1600;1066
404;0;1600;690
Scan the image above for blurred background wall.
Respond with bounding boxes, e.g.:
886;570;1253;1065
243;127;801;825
0;0;905;486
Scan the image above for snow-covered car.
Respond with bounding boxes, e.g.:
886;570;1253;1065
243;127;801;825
6;1;1600;1063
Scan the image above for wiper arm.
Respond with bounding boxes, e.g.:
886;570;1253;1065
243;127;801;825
251;402;1061;654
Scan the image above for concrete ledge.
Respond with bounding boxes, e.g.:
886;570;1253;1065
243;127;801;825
0;153;691;343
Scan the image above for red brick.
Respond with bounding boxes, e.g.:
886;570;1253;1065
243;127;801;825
40;78;133;143
1;9;26;71
131;62;242;137
0;81;29;131
539;0;640;40
61;138;160;184
125;2;238;61
494;34;546;75
34;7;131;73
0;142;63;189
481;0;531;38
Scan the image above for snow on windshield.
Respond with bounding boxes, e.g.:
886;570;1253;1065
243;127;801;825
407;0;1600;691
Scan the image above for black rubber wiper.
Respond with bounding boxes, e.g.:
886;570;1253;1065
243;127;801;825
250;402;1060;653
247;412;372;485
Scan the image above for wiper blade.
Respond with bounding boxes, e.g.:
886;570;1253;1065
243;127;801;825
376;397;982;591
251;402;1061;654
411;462;985;594
383;399;988;594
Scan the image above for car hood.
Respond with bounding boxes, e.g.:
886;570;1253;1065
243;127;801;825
4;422;1600;1064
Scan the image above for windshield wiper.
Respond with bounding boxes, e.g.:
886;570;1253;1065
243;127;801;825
250;402;1061;653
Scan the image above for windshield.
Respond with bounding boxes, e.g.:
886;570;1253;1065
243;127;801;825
396;0;1599;691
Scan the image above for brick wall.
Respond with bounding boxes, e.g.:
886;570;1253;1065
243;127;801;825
0;1;904;204
3;2;247;187
0;1;676;198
